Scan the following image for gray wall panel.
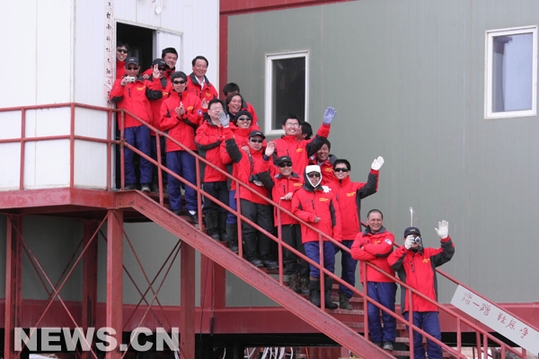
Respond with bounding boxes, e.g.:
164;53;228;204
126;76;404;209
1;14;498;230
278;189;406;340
228;0;539;303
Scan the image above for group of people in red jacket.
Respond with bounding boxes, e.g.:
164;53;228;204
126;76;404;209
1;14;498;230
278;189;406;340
112;43;455;359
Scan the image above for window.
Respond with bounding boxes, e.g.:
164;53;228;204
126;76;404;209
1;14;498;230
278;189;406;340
485;26;537;119
265;51;309;134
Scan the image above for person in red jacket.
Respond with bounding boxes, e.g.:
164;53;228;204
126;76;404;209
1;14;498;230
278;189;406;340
351;209;396;351
219;110;261;253
258;144;308;294
110;57;163;191
186;56;218;102
195;99;229;232
309;138;337;186
292;165;341;309
388;221;455;359
329;157;382;310
142;47;178;80
273;107;336;175
115;42;129;79
160;71;205;223
222;83;259;126
223;125;278;269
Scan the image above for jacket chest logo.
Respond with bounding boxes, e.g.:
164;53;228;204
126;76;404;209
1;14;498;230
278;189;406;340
374;240;381;244
324;168;333;172
422;258;430;264
319;198;329;202
296;148;304;153
294;183;302;186
136;86;146;91
346;192;355;197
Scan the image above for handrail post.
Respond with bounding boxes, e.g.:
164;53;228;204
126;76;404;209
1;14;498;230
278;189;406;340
19;109;26;190
155;132;164;205
408;288;414;359
276;205;283;285
319;233;325;310
236;182;243;257
120;110;125;190
362;260;369;340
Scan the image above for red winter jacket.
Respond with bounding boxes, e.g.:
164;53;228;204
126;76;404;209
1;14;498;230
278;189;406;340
116;60;126;79
351;227;395;283
291;174;342;244
273;123;331;175
186;73;218;102
160;90;204;152
328;170;379;239
110;76;163;129
258;158;303;225
149;77;172;134
195;118;227;182
224;130;269;205
388;237;455;313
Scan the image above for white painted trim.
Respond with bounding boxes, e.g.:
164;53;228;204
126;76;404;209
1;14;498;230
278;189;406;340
264;50;309;136
484;25;537;120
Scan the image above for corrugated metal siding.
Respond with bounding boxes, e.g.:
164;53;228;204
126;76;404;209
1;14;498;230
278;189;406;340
227;0;539;303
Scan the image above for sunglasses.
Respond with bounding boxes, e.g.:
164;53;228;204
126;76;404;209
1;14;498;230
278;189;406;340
126;66;139;70
237;117;251;122
250;138;264;143
307;173;320;178
334;168;349;173
117;49;128;53
173;80;187;85
278;163;292;168
158;66;169;71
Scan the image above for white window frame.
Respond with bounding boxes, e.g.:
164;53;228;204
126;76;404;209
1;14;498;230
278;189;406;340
484;25;537;119
264;51;309;135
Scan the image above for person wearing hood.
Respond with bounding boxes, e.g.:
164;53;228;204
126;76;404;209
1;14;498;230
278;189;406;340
273;107;336;175
309;138;338;186
329;157;383;310
388;222;455;359
223;123;278;270
160;71;205;221
258;144;308;295
351;209;396;351
219;110;260;253
291;165;341;309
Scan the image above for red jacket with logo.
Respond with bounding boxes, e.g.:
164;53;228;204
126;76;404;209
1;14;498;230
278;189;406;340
160;90;204;152
258;158;303;225
388;237;455;313
291;175;342;243
351;227;395;283
195;119;227;182
110;76;163;129
273;123;331;175
328;170;379;239
186;73;218;102
149;77;173;134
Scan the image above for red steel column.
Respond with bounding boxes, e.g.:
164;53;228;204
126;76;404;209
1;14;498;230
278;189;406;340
82;220;98;359
4;215;23;359
180;243;195;358
106;211;123;359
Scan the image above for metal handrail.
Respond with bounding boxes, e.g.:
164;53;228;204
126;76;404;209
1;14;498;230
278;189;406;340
1;102;531;358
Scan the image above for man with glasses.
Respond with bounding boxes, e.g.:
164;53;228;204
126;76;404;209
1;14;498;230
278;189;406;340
161;71;205;221
110;56;163;191
142;47;178;80
329;157;383;310
223;125;278;269
115;41;129;79
258;143;309;294
186;55;219;102
292;165;341;308
351;209;396;351
273;107;336;175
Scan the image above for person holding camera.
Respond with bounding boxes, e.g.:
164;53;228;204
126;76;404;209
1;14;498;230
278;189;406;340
224;125;278;269
351;209;396;351
388;221;455;359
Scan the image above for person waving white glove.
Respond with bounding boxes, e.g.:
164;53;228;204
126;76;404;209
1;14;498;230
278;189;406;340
404;235;416;250
218;111;230;128
434;220;449;239
371;156;384;171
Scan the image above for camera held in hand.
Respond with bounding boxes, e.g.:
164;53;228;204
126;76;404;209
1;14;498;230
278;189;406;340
413;236;422;244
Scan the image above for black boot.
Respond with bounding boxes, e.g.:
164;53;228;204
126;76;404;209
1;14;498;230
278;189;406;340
225;224;239;253
309;279;321;307
324;277;338;309
219;211;228;243
204;210;221;241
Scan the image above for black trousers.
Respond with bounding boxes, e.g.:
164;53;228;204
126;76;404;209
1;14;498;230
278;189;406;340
240;199;274;260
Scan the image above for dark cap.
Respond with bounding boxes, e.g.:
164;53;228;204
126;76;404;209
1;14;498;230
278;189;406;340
234;110;252;121
249;130;265;139
125;57;139;66
275;156;292;166
152;58;167;66
404;227;421;237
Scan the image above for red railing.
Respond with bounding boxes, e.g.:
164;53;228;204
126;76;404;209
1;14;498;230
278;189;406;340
1;102;534;358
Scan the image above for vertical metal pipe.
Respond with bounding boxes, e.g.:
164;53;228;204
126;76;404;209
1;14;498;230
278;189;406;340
82;220;98;359
180;243;196;358
106;210;123;359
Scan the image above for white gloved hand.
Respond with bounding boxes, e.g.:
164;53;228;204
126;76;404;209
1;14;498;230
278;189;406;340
404;235;416;250
371;156;384;171
322;185;331;193
218;111;230;127
434;220;449;239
